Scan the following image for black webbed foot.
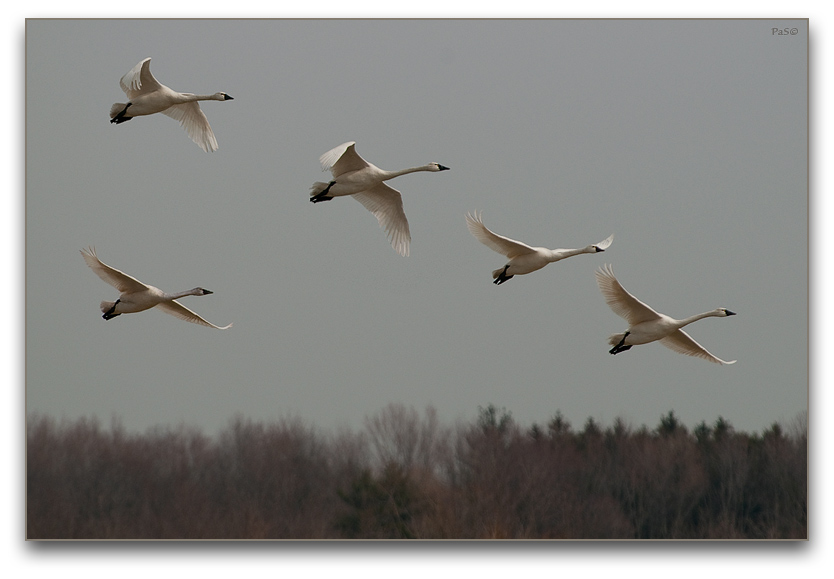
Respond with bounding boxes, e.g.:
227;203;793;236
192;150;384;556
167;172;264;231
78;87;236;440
494;265;512;285
609;332;631;355
310;181;336;203
102;299;120;320
110;103;133;124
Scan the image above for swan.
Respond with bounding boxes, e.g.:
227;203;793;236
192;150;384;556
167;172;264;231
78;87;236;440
109;58;233;152
594;264;735;364
465;211;613;284
310;141;450;256
80;247;232;329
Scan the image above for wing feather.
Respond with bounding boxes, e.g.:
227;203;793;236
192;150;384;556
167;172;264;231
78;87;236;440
594;264;662;326
161;102;218;152
120;58;163;99
465;211;536;258
156;300;232;330
320;141;369;177
659;330;736;365
595;233;614;251
80;247;149;294
352;183;411;257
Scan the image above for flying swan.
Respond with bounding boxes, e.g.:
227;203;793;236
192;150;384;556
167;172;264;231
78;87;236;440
109;57;233;152
465;211;613;284
594;264;735;364
81;247;232;329
310;141;450;256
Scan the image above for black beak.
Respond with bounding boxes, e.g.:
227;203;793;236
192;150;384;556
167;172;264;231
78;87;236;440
438;165;450;171
725;310;736;316
224;94;234;100
203;289;214;295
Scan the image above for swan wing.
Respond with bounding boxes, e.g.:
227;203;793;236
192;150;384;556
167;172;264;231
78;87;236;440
80;247;149;294
660;330;736;365
161;102;218;152
320;141;369;177
465;211;536;258
156;300;233;330
595;233;615;251
120;58;163;99
595;264;662;326
352;182;411;257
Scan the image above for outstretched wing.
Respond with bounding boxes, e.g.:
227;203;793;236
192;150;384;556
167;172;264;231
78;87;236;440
595;233;614;251
156;300;233;330
594;264;662;326
660;330;736;365
80;247;149;294
320;141;369;177
465;211;536;258
120;57;163;99
352;182;411;257
161;102;218;152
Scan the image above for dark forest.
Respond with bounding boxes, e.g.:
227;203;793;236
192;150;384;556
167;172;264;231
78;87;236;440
26;404;807;539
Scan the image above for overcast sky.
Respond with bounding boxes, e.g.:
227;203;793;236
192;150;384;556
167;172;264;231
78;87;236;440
11;4;834;575
25;19;807;440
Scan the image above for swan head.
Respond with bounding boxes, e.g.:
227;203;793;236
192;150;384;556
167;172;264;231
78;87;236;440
215;92;234;101
192;287;213;296
718;308;736;316
428;163;450;172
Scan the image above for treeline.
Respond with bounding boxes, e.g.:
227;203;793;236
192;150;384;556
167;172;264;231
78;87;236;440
26;405;807;539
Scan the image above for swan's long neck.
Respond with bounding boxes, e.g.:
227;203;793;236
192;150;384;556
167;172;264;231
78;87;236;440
178;93;222;102
380;165;435;180
675;310;722;329
545;247;593;262
163;288;203;301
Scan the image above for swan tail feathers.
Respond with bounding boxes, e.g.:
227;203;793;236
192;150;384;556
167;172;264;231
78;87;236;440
99;301;116;314
491;267;503;280
607;333;627;346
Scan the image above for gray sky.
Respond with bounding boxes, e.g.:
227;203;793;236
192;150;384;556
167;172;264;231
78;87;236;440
26;18;807;438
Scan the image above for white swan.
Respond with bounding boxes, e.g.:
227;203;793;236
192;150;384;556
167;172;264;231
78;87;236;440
109;58;233;152
81;247;232;329
594;264;735;364
465;211;613;284
310;141;450;257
